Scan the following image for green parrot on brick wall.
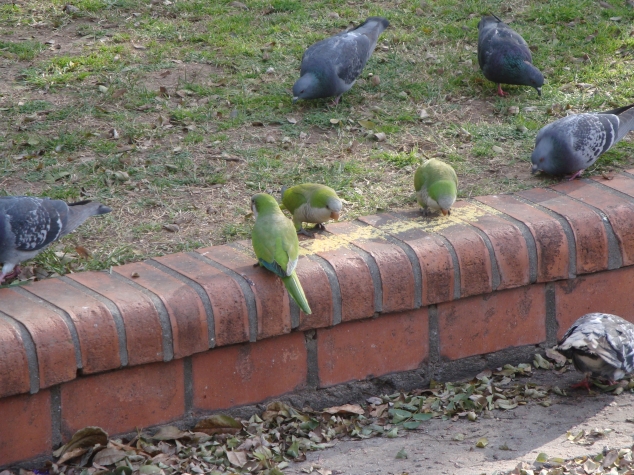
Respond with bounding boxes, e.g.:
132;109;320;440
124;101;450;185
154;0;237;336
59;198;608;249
414;158;458;216
251;193;312;315
281;183;342;237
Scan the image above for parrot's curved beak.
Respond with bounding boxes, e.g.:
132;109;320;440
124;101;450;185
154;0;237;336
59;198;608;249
441;209;449;216
330;211;340;221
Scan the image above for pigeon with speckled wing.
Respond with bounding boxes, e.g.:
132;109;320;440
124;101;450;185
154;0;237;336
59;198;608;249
477;15;543;97
292;16;389;105
0;196;111;284
531;103;634;180
557;313;634;388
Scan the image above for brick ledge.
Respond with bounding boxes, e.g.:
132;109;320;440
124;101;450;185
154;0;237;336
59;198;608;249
3;171;634;466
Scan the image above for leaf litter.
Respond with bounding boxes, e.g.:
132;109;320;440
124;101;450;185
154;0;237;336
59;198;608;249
12;352;634;475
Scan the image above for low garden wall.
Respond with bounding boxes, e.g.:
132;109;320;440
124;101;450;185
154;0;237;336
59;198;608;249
3;172;634;467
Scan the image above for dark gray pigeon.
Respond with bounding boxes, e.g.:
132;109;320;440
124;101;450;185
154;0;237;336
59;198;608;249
531;103;634;180
477;15;543;97
557;313;634;390
0;197;111;284
292;16;389;105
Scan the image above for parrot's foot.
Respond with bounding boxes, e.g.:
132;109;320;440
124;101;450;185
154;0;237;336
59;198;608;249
496;84;509;97
298;228;315;238
314;223;326;231
252;262;260;268
567;169;585;181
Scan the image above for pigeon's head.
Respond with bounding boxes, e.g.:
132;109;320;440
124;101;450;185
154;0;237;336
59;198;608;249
522;61;544;96
292;73;321;102
531;136;553;175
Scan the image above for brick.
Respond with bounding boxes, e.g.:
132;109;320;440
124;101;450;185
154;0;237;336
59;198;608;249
317;309;428;387
476;195;569;282
0;289;76;390
360;211;454;305
552;180;634;265
555;267;634;339
519;188;608;274
453;202;530;290
60;360;184;438
0;390;51;465
435;219;493;297
314;247;375;321
192;333;307;410
0;312;30;397
591;173;634;197
155;253;249;346
295;256;333;330
326;221;415;312
438;285;546;360
198;246;291;339
69;271;164;365
26;279;121;374
113;262;208;359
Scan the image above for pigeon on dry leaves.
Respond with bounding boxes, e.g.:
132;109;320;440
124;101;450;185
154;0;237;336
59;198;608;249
557;312;634;390
477;14;543;97
0;196;111;284
292;16;389;105
531;103;634;180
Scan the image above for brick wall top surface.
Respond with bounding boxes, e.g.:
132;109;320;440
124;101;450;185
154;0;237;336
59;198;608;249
1;173;633;398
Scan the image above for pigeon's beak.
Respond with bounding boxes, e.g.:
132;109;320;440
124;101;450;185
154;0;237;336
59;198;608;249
536;87;542;97
292;96;299;103
531;163;539;175
330;211;340;221
441;209;449;216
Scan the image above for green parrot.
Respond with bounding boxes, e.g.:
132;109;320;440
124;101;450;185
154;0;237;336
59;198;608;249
251;193;312;315
414;158;458;216
281;183;343;236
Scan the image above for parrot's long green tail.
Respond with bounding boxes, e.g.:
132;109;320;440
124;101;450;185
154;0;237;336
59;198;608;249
282;272;312;315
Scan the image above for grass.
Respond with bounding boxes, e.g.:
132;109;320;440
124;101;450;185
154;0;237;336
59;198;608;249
1;0;634;279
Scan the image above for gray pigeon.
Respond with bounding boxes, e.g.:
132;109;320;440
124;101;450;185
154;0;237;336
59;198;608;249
0;197;111;284
292;16;389;105
477;15;543;97
531;103;634;180
557;313;634;390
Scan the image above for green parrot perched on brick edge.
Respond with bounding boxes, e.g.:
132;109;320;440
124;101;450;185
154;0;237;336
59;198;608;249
414;158;458;216
251;193;312;315
281;183;343;237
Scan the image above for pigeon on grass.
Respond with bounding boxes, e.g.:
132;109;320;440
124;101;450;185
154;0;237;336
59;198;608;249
477;14;543;97
557;312;634;391
292;16;389;105
531;103;634;180
0;196;111;284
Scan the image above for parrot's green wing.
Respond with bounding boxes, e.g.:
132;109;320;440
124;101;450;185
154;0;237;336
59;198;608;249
252;214;297;277
281;186;309;214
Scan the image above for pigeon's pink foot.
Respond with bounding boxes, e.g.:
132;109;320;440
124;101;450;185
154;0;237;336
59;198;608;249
0;266;20;284
571;378;593;392
567;169;585;181
496;84;509;97
331;95;341;107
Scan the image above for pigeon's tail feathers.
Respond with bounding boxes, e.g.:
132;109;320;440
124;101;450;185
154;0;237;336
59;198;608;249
63;200;111;236
355;16;389;34
282;272;312;315
478;15;501;31
614;104;634;142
